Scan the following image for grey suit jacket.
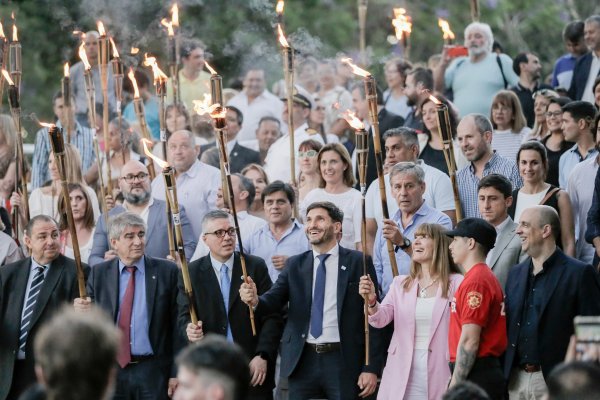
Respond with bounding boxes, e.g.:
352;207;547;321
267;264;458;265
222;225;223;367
488;219;527;289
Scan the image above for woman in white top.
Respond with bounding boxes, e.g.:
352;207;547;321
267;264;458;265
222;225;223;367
359;223;463;400
383;57;413;119
57;183;96;264
490;90;531;161
297;139;323;204
301;143;362;250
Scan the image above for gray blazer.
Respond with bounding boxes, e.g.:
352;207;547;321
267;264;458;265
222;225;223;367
488;218;527;289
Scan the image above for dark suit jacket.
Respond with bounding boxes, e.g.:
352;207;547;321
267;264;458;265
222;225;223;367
89;199;197;267
87;256;181;379
568;52;598;101
0;255;90;400
200;141;261;173
177;253;283;395
257;246;384;398
504;248;600;380
356;108;404;190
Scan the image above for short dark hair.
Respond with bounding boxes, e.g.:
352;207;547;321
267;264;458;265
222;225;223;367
442;381;490;400
407;67;433;91
261;180;295;205
512;52;530;76
563;20;584;43
257;116;280;128
546;361;600;400
234;173;255;207
180;38;206;59
306;201;344;224
383;127;419;149
478;174;513;198
561;101;597;125
25;215;57;237
351;82;384;106
227;105;243;125
548;96;572;108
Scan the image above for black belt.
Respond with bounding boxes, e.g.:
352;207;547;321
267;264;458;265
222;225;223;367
306;342;341;354
129;355;154;364
520;363;541;373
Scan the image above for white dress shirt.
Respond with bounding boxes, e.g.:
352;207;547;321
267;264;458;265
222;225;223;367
582;52;600;104
227;90;283;142
123;197;154;226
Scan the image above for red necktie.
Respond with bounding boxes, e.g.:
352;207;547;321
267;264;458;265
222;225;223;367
117;266;136;368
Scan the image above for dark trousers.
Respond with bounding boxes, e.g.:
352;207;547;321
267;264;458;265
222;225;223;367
288;345;344;400
114;358;169;400
7;360;36;400
450;356;505;400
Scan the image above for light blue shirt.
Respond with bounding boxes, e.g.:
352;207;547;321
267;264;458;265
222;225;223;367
558;144;598;189
245;219;310;283
123;96;160;140
374;201;452;296
118;257;153;356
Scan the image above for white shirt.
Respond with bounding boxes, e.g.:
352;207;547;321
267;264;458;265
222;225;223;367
365;160;456;228
514;189;547;223
228;89;283;142
18;258;50;359
307;244;340;344
582;52;600;103
123;197;154;226
210;253;234;287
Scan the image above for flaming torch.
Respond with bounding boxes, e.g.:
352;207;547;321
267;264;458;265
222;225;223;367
342;108;370;365
162;17;180;105
429;93;462;221
276;0;284;25
44;122;87;298
110;37;126;164
62;63;73;142
471;0;480;22
141;138;197;324
438;18;455;45
204;105;257;336
9;17;21;95
0;23;9;106
127;67;156;180
392;8;412;58
358;0;368;66
341;58;399;277
277;24;297;189
97;22;112;196
2;69;28;241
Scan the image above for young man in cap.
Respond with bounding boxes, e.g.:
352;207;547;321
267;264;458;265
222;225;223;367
446;218;507;400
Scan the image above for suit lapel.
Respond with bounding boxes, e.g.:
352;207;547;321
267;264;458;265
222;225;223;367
302;251;315;318
30;256;66;328
144;256;158;327
108;258;120;320
510;264;530;325
490;221;517;269
428;282;447;343
146;202;159;243
229;254;243;311
539;253;567;318
12;259;32;324
336;247;350;324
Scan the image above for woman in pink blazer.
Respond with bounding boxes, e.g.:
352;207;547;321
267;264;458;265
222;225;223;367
360;223;464;400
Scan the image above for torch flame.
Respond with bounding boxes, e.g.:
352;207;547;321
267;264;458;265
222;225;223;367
97;21;106;36
141;138;169;169
204;61;218;75
340;58;371;77
143;54;169;82
172;4;179;27
438;18;455;40
392;8;412;40
277;24;289;48
127;68;140;99
131;46;139;55
0;23;5;39
193;95;221;116
276;0;284;15
428;93;442;105
12;24;17;42
39;122;55;128
73;30;86;39
64;62;70;78
109;37;120;58
161;18;175;36
341;110;365;130
78;43;91;70
1;69;14;85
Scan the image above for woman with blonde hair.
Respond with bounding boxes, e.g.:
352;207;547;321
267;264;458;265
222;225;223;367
359;223;463;400
526;89;560;141
242;163;270;220
489;90;531;160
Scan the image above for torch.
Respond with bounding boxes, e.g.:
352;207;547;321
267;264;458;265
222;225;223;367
358;0;368;66
141;138;197;324
429;93;463;222
2;69;28;241
62;63;74;143
277;24;297;188
391;8;412;59
471;0;480;22
162;17;180;105
97;22;112;196
438;18;456;46
45;123;87;298
341;58;399;277
127;68;156;180
342;108;370;365
110;37;127;165
0;23;9;107
9;18;21;96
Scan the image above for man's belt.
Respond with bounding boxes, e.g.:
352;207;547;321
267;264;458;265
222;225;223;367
306;342;341;354
129;355;154;364
520;363;541;373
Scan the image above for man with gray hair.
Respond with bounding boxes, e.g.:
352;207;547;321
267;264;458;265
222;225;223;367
434;22;518;116
75;212;182;400
90;159;197;266
456;114;522;219
373;161;452;296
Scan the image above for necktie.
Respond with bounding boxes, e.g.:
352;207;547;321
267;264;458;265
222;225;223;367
117;266;136;368
19;266;46;353
310;254;330;339
220;264;233;342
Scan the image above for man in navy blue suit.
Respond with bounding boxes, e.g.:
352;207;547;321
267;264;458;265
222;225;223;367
504;205;600;400
568;15;600;102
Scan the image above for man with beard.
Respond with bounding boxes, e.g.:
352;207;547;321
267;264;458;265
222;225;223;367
456;114;522;218
434;22;518;117
402;67;433;131
89;160;196;266
239;201;384;400
510;52;552;127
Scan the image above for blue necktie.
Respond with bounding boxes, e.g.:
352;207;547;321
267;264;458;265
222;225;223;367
220;264;233;342
20;266;46;353
310;254;330;339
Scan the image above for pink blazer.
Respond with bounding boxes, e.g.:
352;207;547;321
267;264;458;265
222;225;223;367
369;274;464;400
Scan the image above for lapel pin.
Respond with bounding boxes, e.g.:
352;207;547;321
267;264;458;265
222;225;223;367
233;152;238;157
152;275;156;279
341;266;347;271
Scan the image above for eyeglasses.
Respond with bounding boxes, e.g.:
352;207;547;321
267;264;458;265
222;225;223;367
205;228;237;239
120;172;149;183
298;150;318;158
545;111;562;118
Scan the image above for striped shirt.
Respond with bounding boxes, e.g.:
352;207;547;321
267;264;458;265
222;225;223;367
558;144;598;190
457;151;523;218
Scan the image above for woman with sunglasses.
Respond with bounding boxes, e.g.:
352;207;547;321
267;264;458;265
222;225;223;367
540;97;573;187
526;89;560;141
297;139;323;203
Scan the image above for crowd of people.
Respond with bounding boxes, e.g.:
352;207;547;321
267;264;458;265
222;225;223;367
1;11;600;400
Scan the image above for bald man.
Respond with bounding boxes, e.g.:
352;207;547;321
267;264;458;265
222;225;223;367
89;160;197;266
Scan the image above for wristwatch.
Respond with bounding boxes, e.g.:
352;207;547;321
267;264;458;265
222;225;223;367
399;237;411;250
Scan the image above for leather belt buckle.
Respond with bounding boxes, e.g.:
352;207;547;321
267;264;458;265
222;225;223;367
308;342;340;354
521;363;541;373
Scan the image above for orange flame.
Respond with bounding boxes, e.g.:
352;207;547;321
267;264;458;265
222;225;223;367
78;43;91;70
209;106;227;120
97;21;106;36
0;23;5;39
392;8;412;40
1;69;14;85
277;24;289;48
131;46;139;55
109;37;120;58
192;95;220;116
73;30;86;39
204;61;217;75
428;93;442;105
12;24;17;42
143;54;168;82
128;68;140;99
161;18;174;36
172;4;179;27
438;18;455;40
141;138;169;169
340;58;371;77
276;0;284;15
39;122;55;128
64;62;70;78
341;109;365;130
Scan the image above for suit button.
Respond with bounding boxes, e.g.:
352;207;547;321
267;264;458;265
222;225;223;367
512;343;516;347
301;334;306;338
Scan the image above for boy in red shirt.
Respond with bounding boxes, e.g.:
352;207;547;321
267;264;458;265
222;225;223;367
446;218;507;400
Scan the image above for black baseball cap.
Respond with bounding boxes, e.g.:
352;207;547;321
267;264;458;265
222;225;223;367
445;218;496;252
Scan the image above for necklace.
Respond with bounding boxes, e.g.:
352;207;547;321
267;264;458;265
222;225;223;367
419;278;438;298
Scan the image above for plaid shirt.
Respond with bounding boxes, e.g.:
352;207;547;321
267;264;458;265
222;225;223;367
31;121;96;189
457;151;523;218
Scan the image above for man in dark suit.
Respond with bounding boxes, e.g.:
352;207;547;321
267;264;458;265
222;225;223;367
504;205;600;399
75;212;181;400
200;106;261;173
180;210;282;400
240;201;384;400
568;16;600;101
90;160;197;266
0;215;90;400
350;83;404;189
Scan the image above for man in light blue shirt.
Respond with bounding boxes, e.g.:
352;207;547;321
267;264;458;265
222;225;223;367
374;162;452;296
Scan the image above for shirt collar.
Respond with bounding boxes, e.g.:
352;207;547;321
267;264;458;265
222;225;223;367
179;160;202;178
123;196;154;211
392;199;430;220
210;253;235;271
494;216;512;233
312;243;339;259
528;247;561;274
469;151;499;174
31;258;49;271
118;256;145;273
